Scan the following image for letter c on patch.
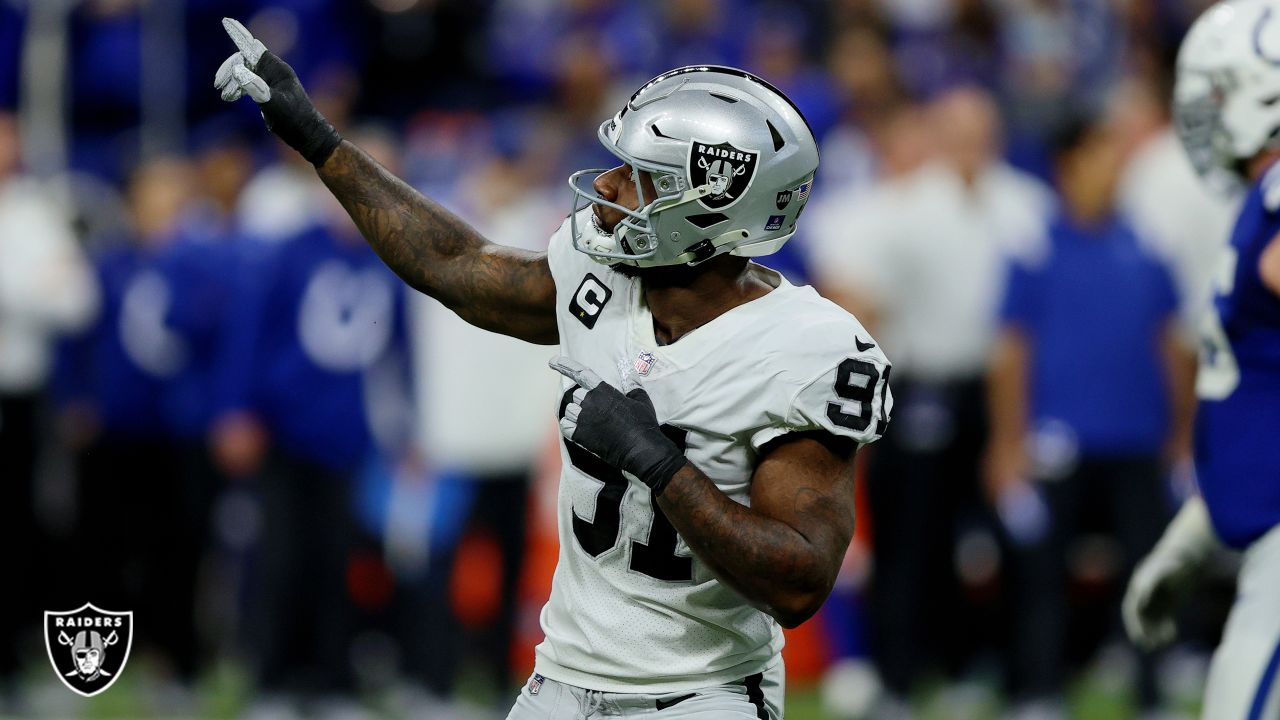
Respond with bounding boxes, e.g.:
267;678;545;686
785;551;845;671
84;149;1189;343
569;273;613;329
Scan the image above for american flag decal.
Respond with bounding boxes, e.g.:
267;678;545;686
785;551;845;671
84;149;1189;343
796;181;811;203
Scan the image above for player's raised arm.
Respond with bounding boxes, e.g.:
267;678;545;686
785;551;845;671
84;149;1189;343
214;19;557;345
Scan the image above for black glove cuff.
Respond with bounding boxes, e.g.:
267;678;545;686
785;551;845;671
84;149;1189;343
255;52;342;166
297;123;342;167
643;454;688;498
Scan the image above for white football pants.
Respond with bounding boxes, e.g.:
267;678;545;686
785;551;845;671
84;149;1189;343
505;660;784;719
1203;523;1280;719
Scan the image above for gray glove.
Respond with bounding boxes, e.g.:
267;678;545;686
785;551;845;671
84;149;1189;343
550;356;688;496
214;18;342;166
1122;497;1219;650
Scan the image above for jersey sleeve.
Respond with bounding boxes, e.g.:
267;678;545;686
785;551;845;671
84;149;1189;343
750;343;894;450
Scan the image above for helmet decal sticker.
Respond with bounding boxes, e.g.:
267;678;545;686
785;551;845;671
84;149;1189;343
688;140;759;210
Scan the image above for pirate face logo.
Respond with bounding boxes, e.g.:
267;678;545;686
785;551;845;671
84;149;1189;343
44;603;132;697
688;140;759;210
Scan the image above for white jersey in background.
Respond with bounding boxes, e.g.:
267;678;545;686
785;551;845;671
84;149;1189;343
533;211;893;693
807;160;1052;381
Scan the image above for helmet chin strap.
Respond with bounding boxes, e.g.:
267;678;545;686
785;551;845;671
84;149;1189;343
672;227;752;265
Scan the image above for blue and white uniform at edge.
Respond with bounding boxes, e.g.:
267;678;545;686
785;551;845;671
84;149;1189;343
1121;2;1280;717
1158;4;1280;717
1189;164;1280;720
1195;163;1280;551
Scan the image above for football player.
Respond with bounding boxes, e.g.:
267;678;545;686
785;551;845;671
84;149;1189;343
216;18;891;719
1123;1;1280;716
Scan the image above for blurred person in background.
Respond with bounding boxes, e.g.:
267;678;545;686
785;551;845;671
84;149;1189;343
987;115;1196;719
399;118;562;707
54;156;200;695
654;0;744;70
743;7;839;144
486;0;659;98
0;110;97;702
816;22;913;194
1124;1;1280;716
211;128;412;719
1112;72;1238;331
154;122;261;684
237;62;361;243
808;86;1052;716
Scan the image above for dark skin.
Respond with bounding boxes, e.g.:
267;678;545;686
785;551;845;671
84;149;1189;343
317;140;858;627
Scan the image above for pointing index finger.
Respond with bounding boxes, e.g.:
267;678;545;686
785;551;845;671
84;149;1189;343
222;17;266;68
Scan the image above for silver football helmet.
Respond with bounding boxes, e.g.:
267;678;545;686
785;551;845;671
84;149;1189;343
569;66;819;267
1174;0;1280;187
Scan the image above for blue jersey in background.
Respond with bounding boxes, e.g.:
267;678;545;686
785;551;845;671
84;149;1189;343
159;213;245;440
216;223;408;472
1195;165;1280;549
57;242;182;440
1001;212;1179;458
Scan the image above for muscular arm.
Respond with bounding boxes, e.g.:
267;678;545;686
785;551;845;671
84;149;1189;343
1259;230;1280;298
316;141;559;344
656;432;858;628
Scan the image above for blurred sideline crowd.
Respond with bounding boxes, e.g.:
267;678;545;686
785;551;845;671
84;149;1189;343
0;0;1243;718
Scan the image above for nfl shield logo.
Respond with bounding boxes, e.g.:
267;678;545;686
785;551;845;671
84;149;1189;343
44;603;133;697
634;351;656;376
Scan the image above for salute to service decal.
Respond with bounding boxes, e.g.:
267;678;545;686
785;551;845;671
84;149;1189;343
44;603;133;697
689;140;758;210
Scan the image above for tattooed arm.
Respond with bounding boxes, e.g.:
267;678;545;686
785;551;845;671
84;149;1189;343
317;142;558;344
657;431;858;628
214;23;557;343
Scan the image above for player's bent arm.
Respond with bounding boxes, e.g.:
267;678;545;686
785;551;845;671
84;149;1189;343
1259;231;1280;298
318;142;558;344
1161;319;1198;461
985;327;1030;499
657;431;858;629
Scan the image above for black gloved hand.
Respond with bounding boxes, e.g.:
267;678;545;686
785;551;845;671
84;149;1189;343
550;356;688;496
214;18;342;166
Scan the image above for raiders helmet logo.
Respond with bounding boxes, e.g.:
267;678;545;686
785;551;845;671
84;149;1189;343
688;140;759;210
44;603;133;697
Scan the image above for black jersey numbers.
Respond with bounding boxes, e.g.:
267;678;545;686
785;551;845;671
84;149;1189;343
826;358;892;435
559;388;692;582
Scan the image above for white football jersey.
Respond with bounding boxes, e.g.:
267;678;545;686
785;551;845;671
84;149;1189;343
534;211;893;693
